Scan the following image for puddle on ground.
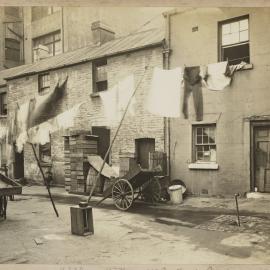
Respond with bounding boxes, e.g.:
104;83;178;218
43;234;65;240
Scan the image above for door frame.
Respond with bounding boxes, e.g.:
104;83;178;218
250;120;270;192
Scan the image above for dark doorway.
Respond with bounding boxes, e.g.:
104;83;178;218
14;150;24;179
92;126;110;163
135;138;155;169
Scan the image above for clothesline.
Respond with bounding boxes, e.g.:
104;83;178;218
145;61;247;121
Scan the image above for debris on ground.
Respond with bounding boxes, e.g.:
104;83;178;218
34;238;43;245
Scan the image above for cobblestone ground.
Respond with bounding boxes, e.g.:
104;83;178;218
0;186;270;266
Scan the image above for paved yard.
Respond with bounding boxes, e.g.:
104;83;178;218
1;186;270;266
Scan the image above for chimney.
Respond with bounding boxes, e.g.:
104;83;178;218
91;21;115;45
33;44;50;61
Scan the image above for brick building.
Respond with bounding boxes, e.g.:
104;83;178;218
165;8;270;196
1;27;165;186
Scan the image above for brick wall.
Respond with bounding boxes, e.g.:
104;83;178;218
7;46;165;184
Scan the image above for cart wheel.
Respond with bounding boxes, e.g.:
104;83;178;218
141;177;161;203
112;179;134;211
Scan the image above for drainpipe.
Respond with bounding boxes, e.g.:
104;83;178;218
162;8;194;181
163;9;176;180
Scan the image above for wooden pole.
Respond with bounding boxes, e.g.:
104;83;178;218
87;71;147;203
30;143;59;217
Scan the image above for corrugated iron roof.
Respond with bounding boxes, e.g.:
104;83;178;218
3;28;164;82
0;64;32;87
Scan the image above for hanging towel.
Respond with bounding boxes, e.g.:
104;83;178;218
54;103;82;129
146;67;183;117
205;61;231;91
182;66;204;121
16;101;31;135
100;74;136;124
100;85;118;123
28;122;54;146
16;131;28;153
117;75;136;116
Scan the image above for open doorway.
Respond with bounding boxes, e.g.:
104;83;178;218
92;126;110;163
135;138;155;169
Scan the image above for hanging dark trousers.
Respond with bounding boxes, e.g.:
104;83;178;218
182;66;203;121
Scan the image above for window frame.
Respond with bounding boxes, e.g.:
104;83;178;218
38;73;50;94
4;7;20;17
33;30;62;62
0;92;7;116
5;38;21;61
218;15;250;65
192;124;217;163
92;58;108;93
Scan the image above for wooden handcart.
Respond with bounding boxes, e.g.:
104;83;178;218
0;173;22;219
99;163;162;211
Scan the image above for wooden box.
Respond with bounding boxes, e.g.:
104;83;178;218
70;206;94;236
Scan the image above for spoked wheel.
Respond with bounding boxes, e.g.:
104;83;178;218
112;179;134;211
141;177;161;203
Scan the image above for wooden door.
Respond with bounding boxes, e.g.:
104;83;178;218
92;127;110;163
135;138;155;169
254;127;270;192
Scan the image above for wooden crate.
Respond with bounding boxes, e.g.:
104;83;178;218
119;152;137;177
70;206;94;236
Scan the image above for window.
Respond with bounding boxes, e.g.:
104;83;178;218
219;15;250;65
38;73;50;94
33;31;62;62
193;125;216;162
5;38;20;61
32;7;61;21
92;59;108;92
0;93;7;116
4;7;20;17
39;142;51;163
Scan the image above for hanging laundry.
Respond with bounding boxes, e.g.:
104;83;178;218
28;77;68;129
16;101;31;135
28;122;55;146
100;75;136;124
146;67;183;118
27;103;82;145
117;75;136;116
100;86;118;123
182;66;204;121
54;103;82;129
16;131;28;153
205;61;231;91
227;61;247;75
0;126;7;142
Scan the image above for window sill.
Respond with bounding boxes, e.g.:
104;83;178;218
90;92;101;98
90;90;109;98
0;115;7;118
188;163;219;170
40;162;52;167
